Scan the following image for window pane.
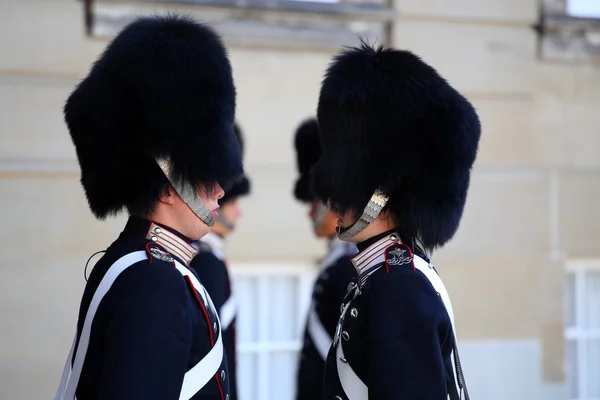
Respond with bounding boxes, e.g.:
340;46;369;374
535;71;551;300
568;0;600;18
268;351;298;400
567;340;579;399
587;339;600;397
237;352;259;400
268;276;300;341
567;273;577;328
235;276;259;343
585;271;600;329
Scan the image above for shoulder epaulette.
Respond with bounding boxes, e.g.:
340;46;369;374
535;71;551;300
145;242;174;263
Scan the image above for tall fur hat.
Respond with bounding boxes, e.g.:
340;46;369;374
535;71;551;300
312;43;481;249
64;15;242;219
220;122;251;204
293;118;321;203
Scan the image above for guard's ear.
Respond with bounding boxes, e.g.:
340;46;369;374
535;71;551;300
158;185;176;205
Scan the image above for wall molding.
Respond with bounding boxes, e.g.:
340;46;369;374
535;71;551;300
87;0;393;50
537;0;600;63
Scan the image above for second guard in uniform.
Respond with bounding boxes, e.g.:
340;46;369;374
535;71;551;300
54;16;242;400
191;123;251;400
292;118;357;400
312;43;481;399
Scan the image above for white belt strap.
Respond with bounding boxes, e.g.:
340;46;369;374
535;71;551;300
55;251;224;400
335;255;458;400
336;302;367;400
412;255;459;397
412;256;455;329
219;295;236;331
173;261;211;309
180;330;224;400
307;304;333;360
172;260;225;399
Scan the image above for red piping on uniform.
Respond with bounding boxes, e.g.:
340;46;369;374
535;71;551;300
184;274;226;400
145;243;154;263
383;244;393;273
406;245;415;271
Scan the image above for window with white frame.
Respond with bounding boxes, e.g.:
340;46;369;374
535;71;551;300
538;0;600;62
230;262;318;400
567;0;600;18
565;260;600;400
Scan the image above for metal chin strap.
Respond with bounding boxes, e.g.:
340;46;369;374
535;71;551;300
216;209;235;231
155;157;216;227
336;190;389;240
312;202;330;232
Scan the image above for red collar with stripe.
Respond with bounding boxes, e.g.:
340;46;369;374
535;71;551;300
350;232;401;275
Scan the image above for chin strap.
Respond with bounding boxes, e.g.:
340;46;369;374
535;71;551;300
216;209;235;231
312;202;329;233
336;190;389;240
155;157;216;227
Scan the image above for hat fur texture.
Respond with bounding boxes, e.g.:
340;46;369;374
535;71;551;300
220;122;251;204
312;42;481;249
293;118;321;203
64;15;242;218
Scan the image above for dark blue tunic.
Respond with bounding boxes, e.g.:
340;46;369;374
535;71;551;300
296;238;358;400
322;231;458;400
73;217;231;400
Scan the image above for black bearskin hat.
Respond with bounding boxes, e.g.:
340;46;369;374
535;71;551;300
312;43;481;249
293;118;321;203
220;122;251;204
64;15;242;219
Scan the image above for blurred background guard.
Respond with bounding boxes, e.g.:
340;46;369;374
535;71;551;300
312;43;481;399
292;118;358;400
191;122;251;400
54;15;242;400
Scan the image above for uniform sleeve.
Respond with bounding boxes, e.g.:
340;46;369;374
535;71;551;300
95;260;192;400
366;269;452;400
190;252;229;312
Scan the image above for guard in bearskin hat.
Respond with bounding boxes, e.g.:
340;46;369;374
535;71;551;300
312;42;480;399
292;117;357;400
190;122;251;400
55;15;242;400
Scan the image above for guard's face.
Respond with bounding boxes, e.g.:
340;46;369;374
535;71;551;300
171;182;224;241
200;183;224;219
309;201;338;238
336;208;395;243
336;209;356;230
221;199;242;225
213;199;242;236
